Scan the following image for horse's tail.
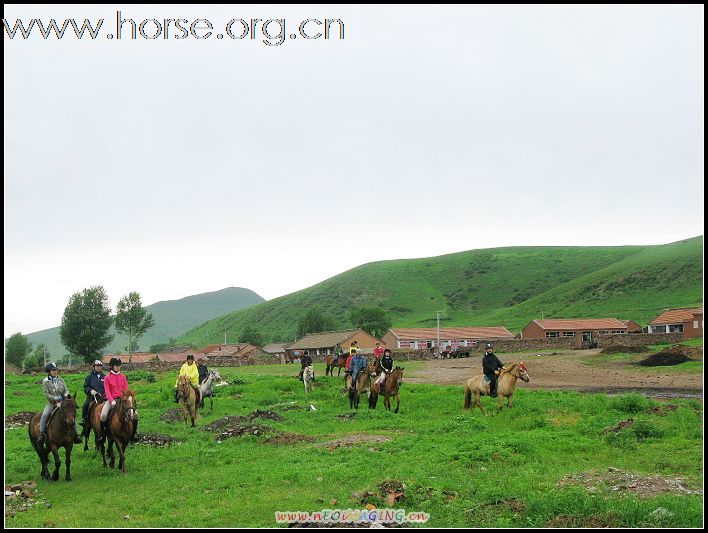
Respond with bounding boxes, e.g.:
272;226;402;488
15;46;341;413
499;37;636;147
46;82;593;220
464;384;472;410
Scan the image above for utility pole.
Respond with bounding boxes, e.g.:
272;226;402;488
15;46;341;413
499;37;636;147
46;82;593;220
436;311;442;351
224;332;227;344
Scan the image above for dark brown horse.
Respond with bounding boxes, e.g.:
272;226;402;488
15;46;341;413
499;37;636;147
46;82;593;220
348;365;374;409
28;392;79;481
369;367;404;413
88;390;137;473
325;353;347;376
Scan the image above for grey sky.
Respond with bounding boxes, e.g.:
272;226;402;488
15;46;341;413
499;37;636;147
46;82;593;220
4;5;704;337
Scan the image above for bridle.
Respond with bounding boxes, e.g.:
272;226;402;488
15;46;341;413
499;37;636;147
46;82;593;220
116;395;137;422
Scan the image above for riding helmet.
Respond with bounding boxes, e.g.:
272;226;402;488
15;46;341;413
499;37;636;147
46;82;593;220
93;359;103;366
45;362;58;372
109;357;122;367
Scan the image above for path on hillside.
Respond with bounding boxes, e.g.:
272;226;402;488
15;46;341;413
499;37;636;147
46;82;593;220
405;350;703;398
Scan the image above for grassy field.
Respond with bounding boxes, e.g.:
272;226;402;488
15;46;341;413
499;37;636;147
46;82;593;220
4;365;703;528
177;237;703;345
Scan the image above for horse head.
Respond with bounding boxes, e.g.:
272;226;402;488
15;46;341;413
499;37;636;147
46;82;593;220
393;367;405;387
517;362;530;382
120;389;138;421
210;370;221;382
59;392;79;428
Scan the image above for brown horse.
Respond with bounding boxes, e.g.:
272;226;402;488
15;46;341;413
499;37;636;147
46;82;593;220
348;364;374;409
464;362;530;414
88;390;137;473
28;392;80;481
369;367;404;413
326;353;347;376
177;375;198;428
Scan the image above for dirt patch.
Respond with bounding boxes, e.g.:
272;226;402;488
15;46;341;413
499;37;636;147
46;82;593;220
638;352;690;367
264;433;316;445
547;513;620;528
160;409;184;423
558;468;703;498
647;404;679;416
5;480;49;519
318;434;392;451
600;345;649;354
377;480;405;506
134;432;178;447
601;418;635;434
336;413;357;421
5;412;35;428
250;409;284;421
200;415;273;440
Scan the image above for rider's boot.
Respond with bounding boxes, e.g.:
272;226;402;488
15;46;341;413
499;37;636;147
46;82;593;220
100;419;110;442
38;430;47;443
130;419;139;443
174;389;179;403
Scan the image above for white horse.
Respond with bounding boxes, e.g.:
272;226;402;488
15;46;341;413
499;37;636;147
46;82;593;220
303;366;315;393
199;370;222;412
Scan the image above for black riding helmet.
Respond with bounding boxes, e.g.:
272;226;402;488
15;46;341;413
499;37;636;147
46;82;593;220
45;362;58;372
109;357;122;368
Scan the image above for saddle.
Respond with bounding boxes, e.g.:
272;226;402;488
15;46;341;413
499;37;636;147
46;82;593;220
47;404;61;425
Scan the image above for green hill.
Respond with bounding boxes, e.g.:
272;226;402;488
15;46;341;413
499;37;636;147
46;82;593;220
176;237;703;346
24;287;265;359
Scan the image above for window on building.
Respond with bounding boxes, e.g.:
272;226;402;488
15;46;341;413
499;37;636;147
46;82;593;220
546;332;560;338
651;325;666;333
694;321;699;329
668;324;684;333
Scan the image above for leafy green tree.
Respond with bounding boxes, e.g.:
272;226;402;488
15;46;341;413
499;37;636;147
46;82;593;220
5;332;32;367
297;306;336;338
149;343;169;353
32;343;51;366
240;324;265;347
22;351;43;371
349;306;392;338
60;286;114;365
115;292;155;360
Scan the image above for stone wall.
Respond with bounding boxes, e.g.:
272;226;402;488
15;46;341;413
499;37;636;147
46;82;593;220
596;332;683;348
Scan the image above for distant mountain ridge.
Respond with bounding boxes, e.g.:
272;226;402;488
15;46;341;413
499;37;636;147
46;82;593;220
175;237;703;347
22;287;265;359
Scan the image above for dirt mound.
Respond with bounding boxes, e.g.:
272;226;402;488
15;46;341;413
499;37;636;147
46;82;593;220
5;480;47;519
265;433;316;445
601;418;635;434
202;417;272;440
5;412;36;428
637;352;690;367
600;345;648;354
336;413;357;421
318;434;392;451
134;432;178;447
647;404;679;416
558;468;703;498
250;410;284;421
160;409;184;423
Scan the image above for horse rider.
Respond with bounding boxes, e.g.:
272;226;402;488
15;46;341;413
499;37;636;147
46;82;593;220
101;357;139;443
373;342;384;360
334;343;344;363
349;341;358;355
174;354;201;406
80;359;105;437
349;349;367;393
373;348;394;393
299;350;313;382
38;362;82;444
197;357;209;385
482;343;505;397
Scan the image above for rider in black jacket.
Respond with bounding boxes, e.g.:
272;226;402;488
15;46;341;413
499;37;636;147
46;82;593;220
80;360;106;435
482;344;505;396
299;350;314;381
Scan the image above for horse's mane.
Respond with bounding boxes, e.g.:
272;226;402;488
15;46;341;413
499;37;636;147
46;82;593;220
500;363;519;375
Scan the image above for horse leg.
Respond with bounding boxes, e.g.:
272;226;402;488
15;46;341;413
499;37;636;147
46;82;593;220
475;392;486;415
108;440;115;469
210;395;213;413
34;439;50;480
50;446;61;481
394;393;400;414
115;440;126;474
98;436;107;468
495;394;504;414
65;444;73;481
384;395;390;411
507;394;513;409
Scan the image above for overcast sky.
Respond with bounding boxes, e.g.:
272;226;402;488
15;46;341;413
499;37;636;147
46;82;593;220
4;4;704;338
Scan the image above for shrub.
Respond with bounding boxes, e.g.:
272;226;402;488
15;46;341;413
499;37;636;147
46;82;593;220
632;420;663;440
610;393;651;414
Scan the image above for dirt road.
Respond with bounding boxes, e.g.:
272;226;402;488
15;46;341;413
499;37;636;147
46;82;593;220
405;350;703;398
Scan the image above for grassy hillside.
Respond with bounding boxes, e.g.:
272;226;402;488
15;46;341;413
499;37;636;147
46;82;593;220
177;237;703;346
24;287;265;359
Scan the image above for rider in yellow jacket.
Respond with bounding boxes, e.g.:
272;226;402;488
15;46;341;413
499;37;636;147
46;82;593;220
174;355;201;403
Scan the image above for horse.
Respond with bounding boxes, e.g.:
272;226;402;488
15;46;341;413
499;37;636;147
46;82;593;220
28;392;79;481
303;365;315;393
325;353;347;376
348;365;374;410
369;367;404;413
463;362;530;414
199;369;222;412
87;389;137;473
177;375;199;428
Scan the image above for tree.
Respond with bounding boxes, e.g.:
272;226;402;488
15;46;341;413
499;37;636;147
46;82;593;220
297;306;336;338
240;325;265;347
149;343;169;353
349;306;392;338
114;292;155;360
60;286;114;365
5;332;32;367
32;343;51;366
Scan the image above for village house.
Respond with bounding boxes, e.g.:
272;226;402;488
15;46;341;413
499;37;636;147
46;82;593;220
286;329;383;357
521;318;630;341
157;346;203;363
102;352;158;364
381;326;515;350
199;343;263;360
648;307;703;339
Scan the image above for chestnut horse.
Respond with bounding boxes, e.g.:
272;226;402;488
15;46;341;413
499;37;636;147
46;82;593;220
28;392;79;481
348;365;375;409
177;375;198;428
325;353;347;376
369;367;404;413
87;389;137;473
463;362;530;414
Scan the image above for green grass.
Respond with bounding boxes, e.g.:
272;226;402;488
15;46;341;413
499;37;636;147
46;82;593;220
177;237;703;345
4;365;703;528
